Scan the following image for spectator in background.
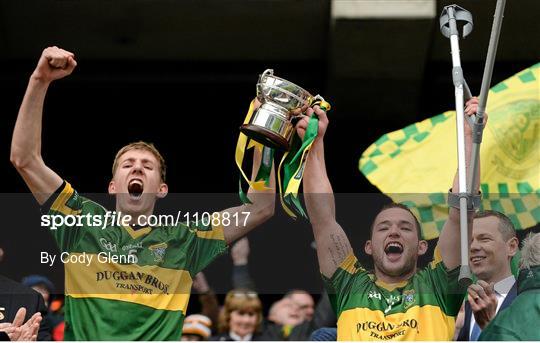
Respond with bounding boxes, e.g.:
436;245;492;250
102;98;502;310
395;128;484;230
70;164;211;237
191;272;220;332
21;275;64;341
230;237;336;340
283;290;314;322
456;211;519;341
183;238;257;340
21;276;54;308
479;232;540;341
0;275;49;341
267;297;302;327
212;289;263;341
230;238;255;290
182;314;213;341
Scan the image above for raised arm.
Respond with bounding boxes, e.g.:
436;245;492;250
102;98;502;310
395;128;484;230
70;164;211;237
10;46;77;204
191;272;220;331
231;237;256;290
438;97;484;269
221;101;276;244
300;106;352;278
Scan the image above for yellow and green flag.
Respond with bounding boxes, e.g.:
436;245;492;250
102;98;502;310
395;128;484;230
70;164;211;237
359;64;540;240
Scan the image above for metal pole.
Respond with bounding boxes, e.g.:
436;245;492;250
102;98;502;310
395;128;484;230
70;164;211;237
442;5;473;286
467;0;507;194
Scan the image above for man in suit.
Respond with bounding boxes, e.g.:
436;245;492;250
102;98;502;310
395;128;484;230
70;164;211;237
479;232;540;340
456;210;519;341
0;275;50;341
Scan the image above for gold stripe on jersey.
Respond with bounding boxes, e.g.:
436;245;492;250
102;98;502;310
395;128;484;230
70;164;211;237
51;182;81;216
337;305;456;341
341;253;361;274
429;245;443;269
122;225;152;239
196;221;225;241
65;253;192;313
374;279;408;292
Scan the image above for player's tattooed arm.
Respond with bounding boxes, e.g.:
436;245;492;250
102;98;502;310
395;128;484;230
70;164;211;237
328;232;352;269
11;47;76;204
302;106;353;278
311;218;352;278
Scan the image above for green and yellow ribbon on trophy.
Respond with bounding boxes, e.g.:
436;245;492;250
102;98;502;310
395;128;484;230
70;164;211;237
236;69;331;218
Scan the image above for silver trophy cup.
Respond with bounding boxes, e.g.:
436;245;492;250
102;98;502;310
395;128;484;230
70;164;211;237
240;69;313;150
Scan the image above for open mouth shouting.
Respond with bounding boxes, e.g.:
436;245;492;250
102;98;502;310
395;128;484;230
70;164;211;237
384;242;404;262
128;178;144;200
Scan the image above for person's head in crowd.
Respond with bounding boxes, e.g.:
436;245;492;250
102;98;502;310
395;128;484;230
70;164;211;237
21;274;55;307
218;289;262;339
284;289;314;322
364;203;428;282
267;297;302;326
470;210;518;283
520;232;540;270
182;314;212;341
0;247;4;263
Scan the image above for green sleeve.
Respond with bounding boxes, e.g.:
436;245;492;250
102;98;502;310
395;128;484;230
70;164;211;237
183;216;228;276
420;245;465;316
322;253;369;317
43;181;105;253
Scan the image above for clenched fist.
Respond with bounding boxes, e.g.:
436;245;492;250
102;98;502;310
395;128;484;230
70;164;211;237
32;46;77;83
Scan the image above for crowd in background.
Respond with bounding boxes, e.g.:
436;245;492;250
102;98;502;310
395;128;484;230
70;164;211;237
2;224;540;341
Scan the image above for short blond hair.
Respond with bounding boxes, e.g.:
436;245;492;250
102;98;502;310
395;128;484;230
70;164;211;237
218;289;263;334
112;141;166;182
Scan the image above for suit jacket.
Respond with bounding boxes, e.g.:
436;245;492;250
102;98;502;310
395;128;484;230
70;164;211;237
457;281;517;341
0;275;51;341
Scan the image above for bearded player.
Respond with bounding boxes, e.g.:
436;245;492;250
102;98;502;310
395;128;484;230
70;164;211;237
299;99;483;340
10;46;275;340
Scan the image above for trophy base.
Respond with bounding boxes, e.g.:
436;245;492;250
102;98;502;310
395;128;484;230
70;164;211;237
240;124;290;151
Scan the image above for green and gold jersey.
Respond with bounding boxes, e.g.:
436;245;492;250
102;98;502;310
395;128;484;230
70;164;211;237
325;249;464;341
45;182;227;340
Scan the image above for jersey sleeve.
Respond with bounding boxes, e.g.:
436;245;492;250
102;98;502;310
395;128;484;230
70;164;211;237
42;181;105;253
322;253;370;317
182;214;228;276
419;245;465;317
